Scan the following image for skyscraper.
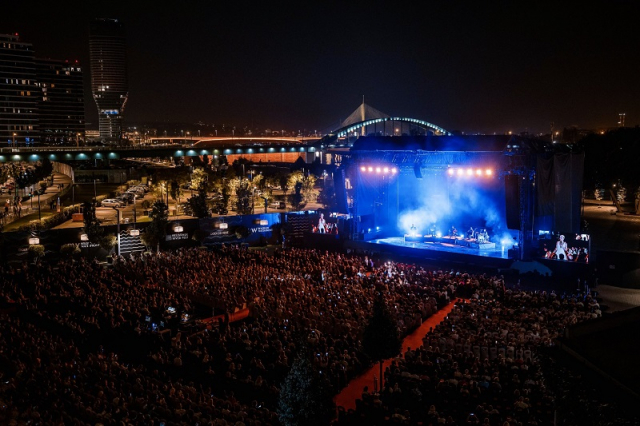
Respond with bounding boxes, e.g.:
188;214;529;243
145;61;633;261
0;33;39;146
89;18;128;142
35;59;85;145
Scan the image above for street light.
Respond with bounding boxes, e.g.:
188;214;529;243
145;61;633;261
112;207;121;256
12;132;16;147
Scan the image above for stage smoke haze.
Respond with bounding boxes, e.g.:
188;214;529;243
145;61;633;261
397;173;506;237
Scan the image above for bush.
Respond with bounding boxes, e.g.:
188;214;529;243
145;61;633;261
101;234;117;251
60;243;81;258
28;244;45;259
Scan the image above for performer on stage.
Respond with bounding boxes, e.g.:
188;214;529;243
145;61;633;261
318;213;326;233
450;226;458;237
482;229;489;242
555;235;568;260
467;226;475;239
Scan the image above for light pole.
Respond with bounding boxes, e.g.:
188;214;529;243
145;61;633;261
112;207;121;257
133;194;137;224
12;132;16;147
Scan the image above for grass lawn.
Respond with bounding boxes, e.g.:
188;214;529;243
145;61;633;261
3;211;57;232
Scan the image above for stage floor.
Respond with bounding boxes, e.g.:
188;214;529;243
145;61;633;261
368;237;511;260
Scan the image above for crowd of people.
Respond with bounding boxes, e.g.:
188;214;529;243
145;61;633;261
0;246;456;425
338;279;633;425
0;245;636;425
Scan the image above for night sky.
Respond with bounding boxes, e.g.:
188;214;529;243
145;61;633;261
3;1;639;134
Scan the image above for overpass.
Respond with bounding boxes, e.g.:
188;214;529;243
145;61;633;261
0;141;323;163
149;136;319;144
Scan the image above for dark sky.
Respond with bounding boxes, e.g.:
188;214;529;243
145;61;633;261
3;1;639;134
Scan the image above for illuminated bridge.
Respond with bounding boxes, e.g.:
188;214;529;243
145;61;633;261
319;102;451;147
0;142;321;163
0;103;449;164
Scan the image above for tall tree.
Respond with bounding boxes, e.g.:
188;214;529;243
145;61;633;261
141;201;168;252
190;167;209;190
187;182;210;218
235;180;253;215
362;293;402;390
278;351;335;426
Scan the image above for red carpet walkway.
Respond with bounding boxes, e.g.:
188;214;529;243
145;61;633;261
334;299;459;411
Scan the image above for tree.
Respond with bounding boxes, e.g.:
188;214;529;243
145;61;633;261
190;167;209;190
141;201;168;252
317;178;336;210
60;243;81;258
187;183;210;218
278;351;335;426
83;201;103;244
38;158;53;180
234;179;253;215
362;293;402;390
83;201;117;252
287;171;318;210
288;181;305;211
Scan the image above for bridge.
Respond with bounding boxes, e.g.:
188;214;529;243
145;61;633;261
148;136;318;144
319;103;451;147
0;103;449;163
0;141;321;163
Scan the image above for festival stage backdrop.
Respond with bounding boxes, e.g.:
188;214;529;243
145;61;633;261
354;161;514;247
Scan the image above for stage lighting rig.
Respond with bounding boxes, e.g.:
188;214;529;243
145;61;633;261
447;166;493;178
359;165;397;175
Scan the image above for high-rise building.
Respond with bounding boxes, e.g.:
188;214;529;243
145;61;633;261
89;18;128;142
35;58;85;145
0;33;39;146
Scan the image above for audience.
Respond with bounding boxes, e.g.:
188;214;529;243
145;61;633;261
0;246;634;425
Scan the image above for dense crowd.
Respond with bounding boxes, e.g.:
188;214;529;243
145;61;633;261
0;247;457;425
0;246;635;425
337;280;631;425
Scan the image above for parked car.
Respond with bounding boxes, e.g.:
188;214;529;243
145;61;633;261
127;187;145;196
116;195;131;205
119;192;135;202
101;199;124;208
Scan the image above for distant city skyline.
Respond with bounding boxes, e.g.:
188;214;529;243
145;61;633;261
2;2;639;135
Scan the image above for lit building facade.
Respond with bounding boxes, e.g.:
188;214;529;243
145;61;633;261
35;58;85;145
0;33;39;146
89;18;128;142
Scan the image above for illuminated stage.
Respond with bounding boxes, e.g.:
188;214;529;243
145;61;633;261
371;237;510;260
339;135;585;266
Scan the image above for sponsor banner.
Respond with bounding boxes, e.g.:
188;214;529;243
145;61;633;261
199;213;280;245
166;232;189;242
